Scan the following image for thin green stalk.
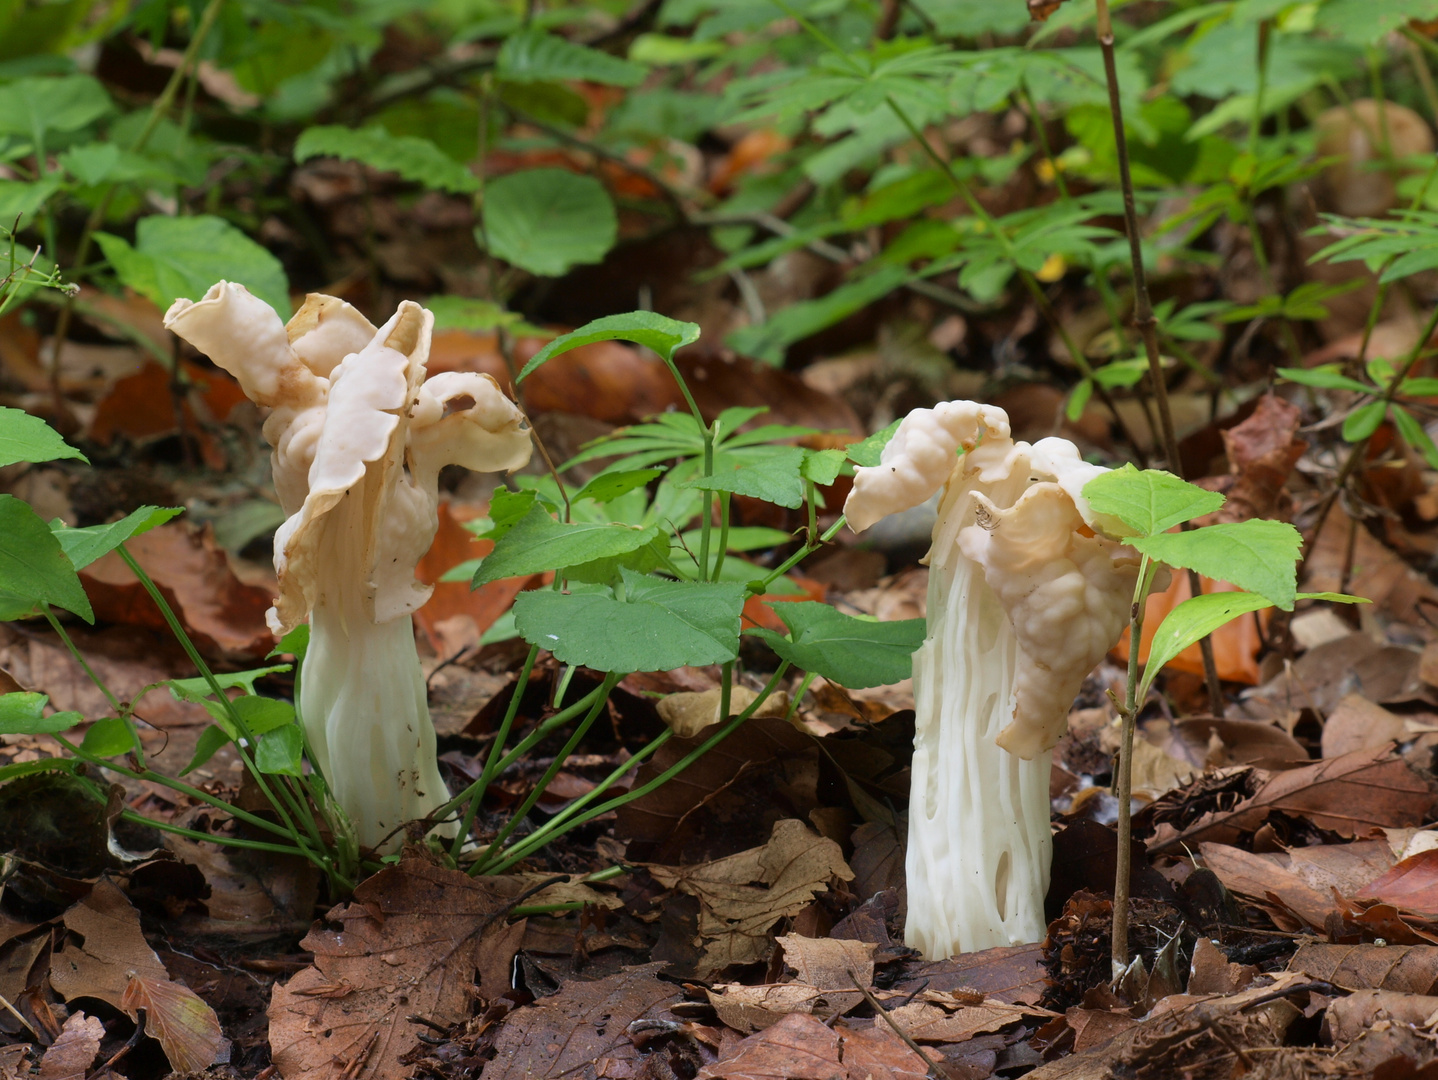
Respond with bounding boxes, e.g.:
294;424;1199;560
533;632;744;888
1020;81;1070;201
485;662;793;873
450;644;539;859
1249;20;1270;159
119;809;311;857
718;660;734;733
115;547;319;851
713;493;732;581
784;672;816;723
48;0;225;409
40;606;122;714
1111;554;1154;978
470;673;620;873
758;515;848;592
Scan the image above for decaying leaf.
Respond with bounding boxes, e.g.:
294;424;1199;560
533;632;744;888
1289;942;1438;993
697;1012;926;1080
644;819;854;980
1028;0;1068;21
657;686;790;738
36;1012;104;1080
268;861;521;1080
707;983;825;1033
119;970;224;1074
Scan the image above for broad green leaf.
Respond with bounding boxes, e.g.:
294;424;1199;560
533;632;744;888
80;716;135;758
573;468;664;504
1081;465;1225;537
0;407;86;467
846;419;901;468
0;75;110;147
271;624;309;663
512;571;745;671
565;529;672;585
1276;365;1372;394
163;665;291;704
180;725;231;775
518;311;701;382
231;695;295;736
94;214;290;318
474;503;661;585
466;488;541;544
1129;519;1302;609
1066;379;1094;422
1315;0;1438;43
254;724;304;776
1401;378;1438;397
51;506;182;571
1342;400;1386;442
497;29;648;87
0;495;91;622
800;448;847;487
481;168;617;277
0;691;81;734
294;125;481;195
686;447;807;509
1392;405;1438;471
1140;590;1367;698
747;603;925;688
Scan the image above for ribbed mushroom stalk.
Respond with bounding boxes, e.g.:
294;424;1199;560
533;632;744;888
165;283;532;852
845;402;1138;958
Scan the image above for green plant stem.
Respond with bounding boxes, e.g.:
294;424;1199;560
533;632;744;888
1093;0;1224;717
432;680;609;828
758;515;848;591
1111;554;1153;979
1249;20;1270;159
115;546;321;854
450;644;539;859
119;809;311;857
47;0;226;411
40;606;123;714
471;672;620;873
485;662;792;873
713;493;732;581
1020;81;1070;201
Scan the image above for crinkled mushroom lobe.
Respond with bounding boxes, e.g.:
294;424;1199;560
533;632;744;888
958;483;1139;759
286;293;377;379
1028;437;1133;539
845;400;1011;533
269;302;430;635
165;281;329;514
408;372;532;484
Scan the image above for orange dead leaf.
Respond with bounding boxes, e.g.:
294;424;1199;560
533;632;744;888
120;971;223;1075
742;576;827;633
1114;573;1265;684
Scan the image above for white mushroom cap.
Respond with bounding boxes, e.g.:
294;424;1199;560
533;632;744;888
287;293;377;379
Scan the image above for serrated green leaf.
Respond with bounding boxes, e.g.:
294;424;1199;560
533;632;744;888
498;29;648;86
254;724;304;776
0;407;87;467
686;447;807;509
180;725;231;775
0;495;91;622
747;602;925;688
94;214;290;318
1081;465;1225;537
565;528;672;585
1129;519;1301;609
1342;399;1387;442
519;311;701;382
845;420;902;470
51;506;182;571
163;665;291;704
294;125;481;194
512;570;745;671
800;448;847;487
573;468;664;504
474;503;661;585
1276;365;1372;394
0;692;81;734
466;488;540;544
481;168;616;277
80;716;135;758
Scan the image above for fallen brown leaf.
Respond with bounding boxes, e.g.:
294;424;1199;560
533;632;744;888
891;944;1048;1005
1290;942;1438;993
36;1012;103;1080
1362;849;1438;915
697;1012;926;1080
1326;988;1438;1043
1322;694;1407;759
119;970;224;1074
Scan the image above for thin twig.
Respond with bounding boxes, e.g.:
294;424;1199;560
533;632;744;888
848;974;946;1078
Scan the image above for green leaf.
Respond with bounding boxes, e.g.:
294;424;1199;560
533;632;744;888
1401;377;1438;397
518;311;700;382
1276;365;1372;394
685;447;807;509
0;75;110;147
497;29;648;87
163;665;291;704
474;503;662;585
254;724;304;776
271;624;309;663
846;419;901;468
80;716;135;758
1392;405;1438;471
51;506;182;571
1066;379;1094;422
512;570;746;671
0;495;91;622
1342;400;1387;442
481;168;617;277
231;695;295;736
565;529;672;585
747;603;925;688
0;407;87;467
800;448;847;487
0;692;81;734
180;724;231;775
1081;465;1225;537
94;214;290;318
573;468;664;504
466;488;541;544
1129;519;1302;609
294;125;481;195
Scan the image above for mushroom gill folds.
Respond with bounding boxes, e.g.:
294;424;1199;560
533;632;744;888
164;282;533;852
844;401;1139;959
